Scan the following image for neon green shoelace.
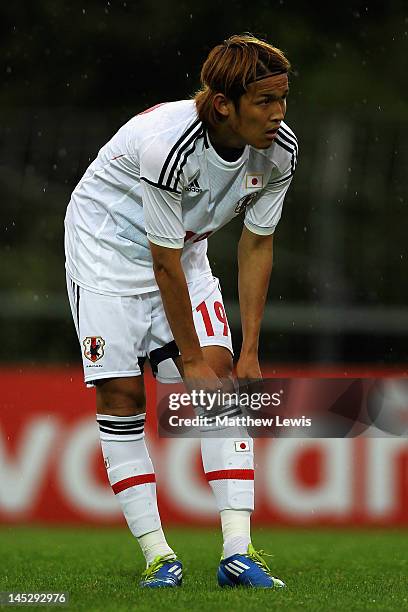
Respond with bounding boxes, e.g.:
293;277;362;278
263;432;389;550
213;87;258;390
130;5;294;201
141;553;177;582
246;544;273;576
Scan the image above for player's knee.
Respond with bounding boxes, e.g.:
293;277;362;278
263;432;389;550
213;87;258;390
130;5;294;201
204;347;233;380
215;359;233;380
95;377;146;416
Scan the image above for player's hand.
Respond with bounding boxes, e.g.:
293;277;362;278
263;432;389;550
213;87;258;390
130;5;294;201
183;358;222;393
236;354;264;404
236;353;262;380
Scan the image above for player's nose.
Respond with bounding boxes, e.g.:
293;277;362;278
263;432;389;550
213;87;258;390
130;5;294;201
270;100;286;122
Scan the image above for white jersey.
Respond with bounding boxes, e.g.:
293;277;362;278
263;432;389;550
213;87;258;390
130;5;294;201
65;99;298;295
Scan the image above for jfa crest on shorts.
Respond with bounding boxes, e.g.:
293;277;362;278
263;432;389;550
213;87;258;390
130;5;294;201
83;336;105;362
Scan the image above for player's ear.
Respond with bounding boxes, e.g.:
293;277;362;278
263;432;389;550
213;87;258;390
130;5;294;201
213;93;233;118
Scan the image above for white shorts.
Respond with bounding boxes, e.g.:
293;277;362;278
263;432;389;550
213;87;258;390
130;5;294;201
66;274;233;384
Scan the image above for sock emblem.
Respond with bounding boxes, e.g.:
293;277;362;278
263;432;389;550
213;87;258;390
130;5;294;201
234;440;250;452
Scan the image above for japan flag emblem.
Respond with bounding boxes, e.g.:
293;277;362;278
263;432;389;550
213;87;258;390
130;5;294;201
246;174;263;189
234;440;250;452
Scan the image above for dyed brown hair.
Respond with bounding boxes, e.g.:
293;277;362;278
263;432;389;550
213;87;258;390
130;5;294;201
195;34;291;128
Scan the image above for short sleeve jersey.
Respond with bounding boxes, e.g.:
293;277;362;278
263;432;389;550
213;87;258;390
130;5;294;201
65;99;298;295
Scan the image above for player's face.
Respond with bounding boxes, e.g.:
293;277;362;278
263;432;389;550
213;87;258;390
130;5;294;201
229;74;289;149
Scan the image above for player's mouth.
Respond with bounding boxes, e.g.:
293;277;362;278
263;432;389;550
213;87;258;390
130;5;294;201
265;127;280;140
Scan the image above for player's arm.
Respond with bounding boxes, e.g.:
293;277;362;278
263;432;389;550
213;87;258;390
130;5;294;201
148;242;201;363
239;143;297;377
236;226;274;378
149;242;219;384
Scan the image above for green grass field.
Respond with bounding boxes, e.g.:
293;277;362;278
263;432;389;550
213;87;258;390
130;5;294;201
1;527;407;611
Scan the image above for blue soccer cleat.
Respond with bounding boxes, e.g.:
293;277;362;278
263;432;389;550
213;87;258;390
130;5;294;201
139;553;183;588
217;543;286;588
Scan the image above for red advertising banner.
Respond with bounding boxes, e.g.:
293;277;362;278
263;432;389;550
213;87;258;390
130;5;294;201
1;367;407;526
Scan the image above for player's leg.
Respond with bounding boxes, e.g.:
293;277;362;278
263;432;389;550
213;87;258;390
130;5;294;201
66;276;180;586
191;277;285;588
201;345;253;555
199;346;254;563
95;376;176;567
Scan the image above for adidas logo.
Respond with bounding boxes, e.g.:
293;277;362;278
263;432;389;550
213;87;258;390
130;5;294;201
185;178;202;193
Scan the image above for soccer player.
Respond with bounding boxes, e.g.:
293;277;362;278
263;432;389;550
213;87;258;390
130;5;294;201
65;34;297;588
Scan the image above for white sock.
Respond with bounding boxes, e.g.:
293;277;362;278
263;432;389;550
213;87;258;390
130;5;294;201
220;509;251;558
97;413;175;565
198;395;254;558
201;435;254;511
137;528;176;567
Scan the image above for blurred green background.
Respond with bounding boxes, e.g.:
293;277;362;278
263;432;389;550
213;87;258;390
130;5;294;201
1;0;407;365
